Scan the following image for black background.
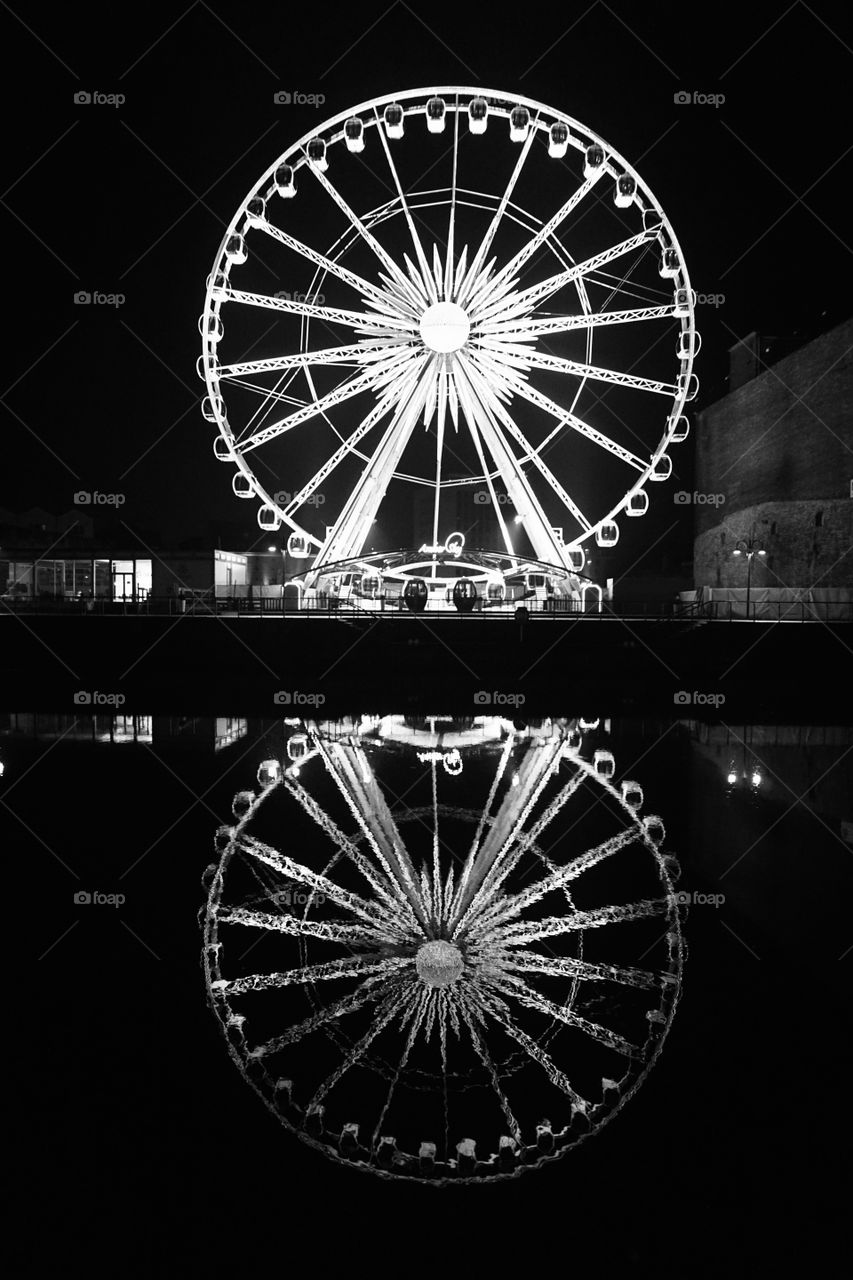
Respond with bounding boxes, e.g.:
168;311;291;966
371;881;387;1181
6;2;852;1273
2;0;852;564
12;718;852;1275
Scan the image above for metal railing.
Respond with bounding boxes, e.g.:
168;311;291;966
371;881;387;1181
1;594;850;622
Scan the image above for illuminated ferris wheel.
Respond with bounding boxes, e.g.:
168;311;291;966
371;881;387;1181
201;716;685;1183
200;88;698;581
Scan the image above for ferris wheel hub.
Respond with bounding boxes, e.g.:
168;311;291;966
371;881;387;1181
419;301;470;353
415;939;464;987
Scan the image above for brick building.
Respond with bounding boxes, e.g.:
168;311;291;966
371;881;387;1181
692;318;852;612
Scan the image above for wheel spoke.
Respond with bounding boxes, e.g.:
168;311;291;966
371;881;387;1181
374;114;438;304
450;734;569;936
453;355;573;566
214;905;374;945
309;162;429;310
228;287;416;333
256;219;413;315
236;832;400;934
457;767;588;937
487;971;642;1058
472;826;640;937
457;119;539;306
314;739;431;931
474;229;655;325
473;982;591;1111
506;349;678;397
283;777;418;933
456;989;523;1143
495;373;650;471
211;951;409;996
490;949;666;993
237;354;415;454
476;173;602;305
461;359;593;534
217;342;401;379
307;981;414;1109
496;897;672;946
253;973;397;1057
477;303;676;340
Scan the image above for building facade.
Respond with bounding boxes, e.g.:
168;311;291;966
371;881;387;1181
693;318;852;601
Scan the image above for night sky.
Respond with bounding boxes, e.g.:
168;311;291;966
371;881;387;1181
3;0;852;571
7;7;853;1268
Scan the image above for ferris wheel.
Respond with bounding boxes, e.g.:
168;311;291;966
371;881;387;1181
200;88;698;580
201;716;685;1182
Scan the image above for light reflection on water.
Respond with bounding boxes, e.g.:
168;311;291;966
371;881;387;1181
5;711;851;1185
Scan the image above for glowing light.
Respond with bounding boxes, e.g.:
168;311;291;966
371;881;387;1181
751;771;762;787
726;771;737;785
204;89;697;577
419;301;470;353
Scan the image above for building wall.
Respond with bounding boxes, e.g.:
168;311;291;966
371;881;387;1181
693;319;852;589
152;555;214;596
214;550;247;587
694;499;852;590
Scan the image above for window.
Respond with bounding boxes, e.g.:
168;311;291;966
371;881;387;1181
815;510;823;528
770;522;777;535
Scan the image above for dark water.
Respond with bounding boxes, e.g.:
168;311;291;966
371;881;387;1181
10;713;851;1271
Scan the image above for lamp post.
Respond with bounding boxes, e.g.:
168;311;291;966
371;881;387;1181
732;529;766;620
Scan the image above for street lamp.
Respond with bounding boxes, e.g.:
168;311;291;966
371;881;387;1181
731;528;767;620
725;742;763;791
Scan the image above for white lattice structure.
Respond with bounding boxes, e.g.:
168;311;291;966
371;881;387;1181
202;716;685;1182
200;89;698;587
